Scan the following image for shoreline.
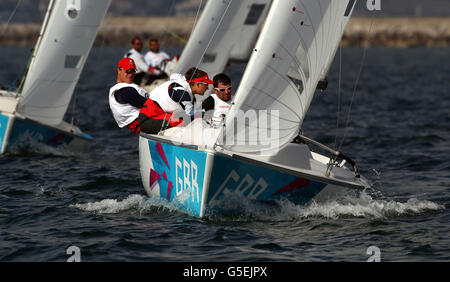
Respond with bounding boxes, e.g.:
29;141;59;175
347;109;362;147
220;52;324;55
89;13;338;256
1;17;449;47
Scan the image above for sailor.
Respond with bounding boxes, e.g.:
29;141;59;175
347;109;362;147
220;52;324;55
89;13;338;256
109;58;184;135
139;67;214;134
144;38;177;77
109;58;148;134
202;73;232;126
124;36;154;85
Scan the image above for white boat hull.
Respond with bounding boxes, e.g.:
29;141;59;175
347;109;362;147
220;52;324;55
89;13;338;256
139;134;368;218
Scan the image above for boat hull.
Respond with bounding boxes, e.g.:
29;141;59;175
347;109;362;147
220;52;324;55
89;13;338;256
0;113;92;155
139;135;366;218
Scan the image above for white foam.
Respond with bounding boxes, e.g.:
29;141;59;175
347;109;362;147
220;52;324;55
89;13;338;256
71;194;146;214
71;194;182;215
71;191;443;220
207;190;444;221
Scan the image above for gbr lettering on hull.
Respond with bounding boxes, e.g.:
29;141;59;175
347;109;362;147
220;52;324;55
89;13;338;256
209;170;268;206
175;157;200;203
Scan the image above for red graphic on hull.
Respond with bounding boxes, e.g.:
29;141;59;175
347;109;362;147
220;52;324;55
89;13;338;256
150;143;173;200
274;177;310;195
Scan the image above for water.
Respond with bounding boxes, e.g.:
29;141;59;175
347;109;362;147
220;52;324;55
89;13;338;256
0;46;448;262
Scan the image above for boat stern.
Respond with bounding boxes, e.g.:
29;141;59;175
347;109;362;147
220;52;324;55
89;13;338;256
139;134;214;217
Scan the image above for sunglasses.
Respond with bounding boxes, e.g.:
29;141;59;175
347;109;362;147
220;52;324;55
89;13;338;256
214;86;232;92
121;68;136;74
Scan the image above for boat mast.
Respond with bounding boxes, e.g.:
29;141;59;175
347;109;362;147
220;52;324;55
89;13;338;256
16;0;56;93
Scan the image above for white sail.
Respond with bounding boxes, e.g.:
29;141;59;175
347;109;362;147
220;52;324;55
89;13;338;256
175;0;272;76
218;0;356;154
17;0;111;126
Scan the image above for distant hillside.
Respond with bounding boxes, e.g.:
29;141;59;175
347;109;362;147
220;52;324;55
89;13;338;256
1;0;449;23
2;17;449;47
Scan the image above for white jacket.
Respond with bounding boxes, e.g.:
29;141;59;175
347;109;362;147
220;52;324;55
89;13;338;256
144;50;170;68
149;73;193;114
205;94;231;126
124;48;148;74
109;83;148;128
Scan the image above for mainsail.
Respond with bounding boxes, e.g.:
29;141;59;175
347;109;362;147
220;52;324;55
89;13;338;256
17;0;111;126
218;0;356;154
175;0;272;76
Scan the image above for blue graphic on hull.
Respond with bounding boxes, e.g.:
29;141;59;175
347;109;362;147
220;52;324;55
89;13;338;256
207;154;327;208
147;140;208;217
144;140;328;218
6;118;74;152
0;114;10;151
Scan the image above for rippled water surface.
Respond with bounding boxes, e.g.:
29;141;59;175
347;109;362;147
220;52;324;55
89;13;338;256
0;46;448;262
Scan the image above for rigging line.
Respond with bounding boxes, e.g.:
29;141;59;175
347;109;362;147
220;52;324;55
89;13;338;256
158;0;206;134
162;0;187;44
0;0;23;37
334;43;342;149
338;14;375;151
324;1;339;74
167;0;177;16
72;29;107;126
179;1;233;100
192;0;233;71
17;0;55;94
190;0;204;36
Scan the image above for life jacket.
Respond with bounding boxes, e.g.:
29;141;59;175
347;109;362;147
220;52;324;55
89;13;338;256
204;94;231;126
140;99;183;127
109;83;148;128
149;73;192;113
210;94;231;119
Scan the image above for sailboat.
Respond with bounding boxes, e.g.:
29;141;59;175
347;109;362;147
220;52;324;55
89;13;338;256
0;0;111;154
143;0;271;92
139;0;370;218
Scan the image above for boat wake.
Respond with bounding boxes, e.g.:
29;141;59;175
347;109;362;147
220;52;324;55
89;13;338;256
6;132;77;157
70;190;443;221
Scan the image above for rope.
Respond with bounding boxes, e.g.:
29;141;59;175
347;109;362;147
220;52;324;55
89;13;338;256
159;0;234;135
2;0;24;91
0;0;23;37
334;45;342;149
337;14;375;151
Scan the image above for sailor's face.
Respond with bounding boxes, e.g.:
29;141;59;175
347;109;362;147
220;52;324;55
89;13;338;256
149;41;159;53
117;68;135;83
133;39;143;52
214;82;232;101
191;82;209;95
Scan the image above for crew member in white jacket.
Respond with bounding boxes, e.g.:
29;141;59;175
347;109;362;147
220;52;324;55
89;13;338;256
109;58;149;134
201;73;232;127
124;36;154;85
144;38;176;77
140;67;214;133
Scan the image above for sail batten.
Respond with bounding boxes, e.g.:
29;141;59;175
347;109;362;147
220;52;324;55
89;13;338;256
18;0;111;126
219;0;357;155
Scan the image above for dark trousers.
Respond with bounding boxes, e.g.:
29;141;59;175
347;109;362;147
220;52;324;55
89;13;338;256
138;113;173;134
